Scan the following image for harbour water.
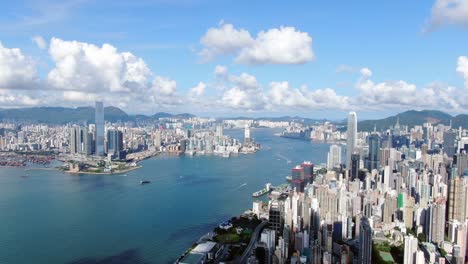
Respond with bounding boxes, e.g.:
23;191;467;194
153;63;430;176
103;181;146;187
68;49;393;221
0;128;329;264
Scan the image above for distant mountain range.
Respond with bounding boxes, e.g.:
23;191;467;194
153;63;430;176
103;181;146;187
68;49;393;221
0;106;194;124
0;107;467;129
357;110;468;131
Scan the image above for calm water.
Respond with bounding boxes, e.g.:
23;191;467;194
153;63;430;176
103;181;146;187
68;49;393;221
0;128;329;264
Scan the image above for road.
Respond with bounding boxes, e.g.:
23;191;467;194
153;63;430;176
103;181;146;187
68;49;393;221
238;220;268;264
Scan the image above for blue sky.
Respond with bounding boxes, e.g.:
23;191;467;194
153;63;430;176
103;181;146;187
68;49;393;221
0;0;467;119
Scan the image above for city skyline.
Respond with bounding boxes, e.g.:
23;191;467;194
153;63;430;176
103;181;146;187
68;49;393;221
0;1;467;119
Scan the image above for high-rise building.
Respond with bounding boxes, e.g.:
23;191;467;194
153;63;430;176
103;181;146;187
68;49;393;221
95;101;105;156
346;112;357;169
327;144;341;169
107;129;123;155
367;134;381;172
443;131;457;157
244;124;251;144
426;197;446;244
358;216;372;264
69;126;78;153
350;153;360;181
404;235;418;264
153;130;161;149
448;176;468;222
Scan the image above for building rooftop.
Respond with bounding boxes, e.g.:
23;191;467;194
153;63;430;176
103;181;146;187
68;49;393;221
191;241;217;254
179;252;205;264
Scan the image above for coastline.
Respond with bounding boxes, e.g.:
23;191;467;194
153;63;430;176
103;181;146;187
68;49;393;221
63;165;143;175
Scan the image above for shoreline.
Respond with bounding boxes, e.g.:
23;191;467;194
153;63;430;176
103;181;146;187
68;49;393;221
63;165;143;175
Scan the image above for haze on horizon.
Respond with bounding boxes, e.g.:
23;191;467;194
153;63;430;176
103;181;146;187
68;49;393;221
0;0;467;119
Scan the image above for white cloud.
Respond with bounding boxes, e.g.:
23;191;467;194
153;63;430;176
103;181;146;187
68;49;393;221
199;23;314;65
268;82;349;110
427;0;468;30
214;65;228;77
47;38;151;93
336;64;355;73
62;91;98;103
0;42;38;90
151;76;176;96
216;67;267;110
199;22;254;62
32;35;47;49
148;76;182;106
189;82;206;97
236;26;314;65
0;90;40;107
457;56;468;88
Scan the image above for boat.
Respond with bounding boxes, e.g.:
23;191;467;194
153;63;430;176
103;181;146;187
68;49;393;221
140;180;151;185
252;183;272;197
222;152;230;158
285;175;292;182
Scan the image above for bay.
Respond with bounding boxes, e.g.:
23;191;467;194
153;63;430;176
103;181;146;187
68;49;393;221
0;128;329;264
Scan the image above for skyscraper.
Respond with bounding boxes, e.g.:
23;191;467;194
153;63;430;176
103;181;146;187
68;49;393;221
107;129;123;156
327;144;342;169
244;124;251;144
404;235;418;264
367;134;381;172
346;112;357;169
358;216;372;264
95;101;105;156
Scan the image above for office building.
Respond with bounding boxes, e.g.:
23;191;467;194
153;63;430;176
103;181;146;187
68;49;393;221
95;101;105;156
358;216;372;264
327;144;342;169
346;112;357;168
367;134;381;172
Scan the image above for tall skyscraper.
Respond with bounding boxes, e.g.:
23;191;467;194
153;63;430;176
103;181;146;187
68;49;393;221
69;126;78;154
404;235;418;264
95;101;105;156
346;112;357;169
367;134;381;172
244;124;251;144
327;144;342;169
107;129;123;156
358;216;372;264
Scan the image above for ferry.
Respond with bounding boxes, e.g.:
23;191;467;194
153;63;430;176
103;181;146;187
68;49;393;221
252;183;272;197
140;180;151;185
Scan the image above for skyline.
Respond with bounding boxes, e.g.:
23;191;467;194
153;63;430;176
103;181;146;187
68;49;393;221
0;0;468;119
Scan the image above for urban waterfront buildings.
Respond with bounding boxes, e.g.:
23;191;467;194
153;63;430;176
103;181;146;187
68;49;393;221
346;111;357;169
95;101;105;156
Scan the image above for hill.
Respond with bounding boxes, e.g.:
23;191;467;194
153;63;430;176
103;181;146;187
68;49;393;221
0;107;198;124
358;110;467;131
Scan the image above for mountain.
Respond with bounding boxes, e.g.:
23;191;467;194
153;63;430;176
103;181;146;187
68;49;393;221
0;106;130;123
357;110;467;131
0;107;197;124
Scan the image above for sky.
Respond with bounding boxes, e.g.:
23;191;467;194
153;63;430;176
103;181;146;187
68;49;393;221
0;0;467;119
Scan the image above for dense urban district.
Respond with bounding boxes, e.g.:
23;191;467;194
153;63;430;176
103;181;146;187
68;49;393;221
1;103;468;264
176;113;468;264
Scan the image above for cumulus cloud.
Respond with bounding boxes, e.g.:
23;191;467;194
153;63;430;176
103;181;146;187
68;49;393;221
0;42;38;90
215;66;267;110
32;35;47;49
457;56;468;88
0;89;40;107
268;82;349;110
199;23;314;65
214;65;228;77
189;82;206;97
148;76;182;107
199;22;254;62
47;37;151;93
236;26;314;65
426;0;468;30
